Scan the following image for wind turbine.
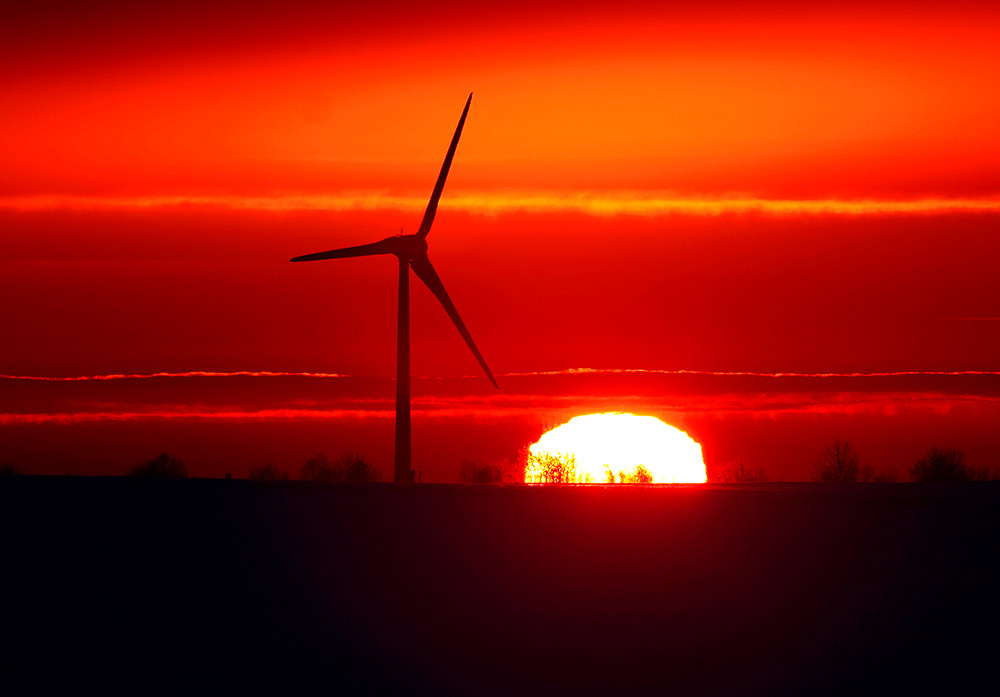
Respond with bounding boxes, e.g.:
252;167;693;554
290;93;498;484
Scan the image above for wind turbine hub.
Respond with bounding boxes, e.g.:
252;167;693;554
392;234;429;260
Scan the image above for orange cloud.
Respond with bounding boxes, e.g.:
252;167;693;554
5;193;1000;217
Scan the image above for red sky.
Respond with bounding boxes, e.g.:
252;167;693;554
2;1;999;480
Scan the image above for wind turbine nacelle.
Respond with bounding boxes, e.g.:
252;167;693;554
389;235;429;261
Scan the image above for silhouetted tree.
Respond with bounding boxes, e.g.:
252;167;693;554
130;453;187;478
249;462;290;481
910;447;972;482
814;438;861;482
338;451;382;482
0;462;19;476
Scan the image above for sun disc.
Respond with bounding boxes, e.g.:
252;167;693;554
526;412;706;484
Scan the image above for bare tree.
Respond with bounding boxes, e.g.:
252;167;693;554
814;438;861;482
911;447;972;482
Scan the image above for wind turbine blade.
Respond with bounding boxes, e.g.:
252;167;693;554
416;93;472;240
290;237;397;262
410;255;498;388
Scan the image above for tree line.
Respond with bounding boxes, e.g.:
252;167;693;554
3;441;992;483
811;438;994;483
123;451;382;482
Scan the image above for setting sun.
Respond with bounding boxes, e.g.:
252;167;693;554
525;412;707;484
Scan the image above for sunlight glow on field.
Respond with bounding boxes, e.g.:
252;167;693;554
525;412;707;484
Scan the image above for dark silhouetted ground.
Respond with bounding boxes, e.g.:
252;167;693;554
3;478;998;695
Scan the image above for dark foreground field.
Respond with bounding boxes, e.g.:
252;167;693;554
3;477;998;695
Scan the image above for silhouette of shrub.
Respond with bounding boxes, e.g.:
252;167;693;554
868;468;897;483
716;456;770;483
600;465;657;484
129;453;187;478
249;462;290;481
458;460;503;483
300;453;340;482
524;451;579;483
599;464;657;483
338;451;382;482
910;447;972;482
814;438;861;482
0;462;19;476
499;447;529;483
525;455;664;484
623;465;654;484
300;452;380;482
